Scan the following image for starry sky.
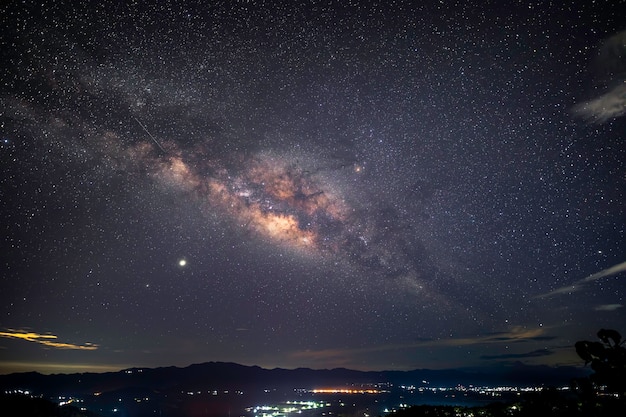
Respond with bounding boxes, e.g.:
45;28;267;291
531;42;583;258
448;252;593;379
1;0;625;376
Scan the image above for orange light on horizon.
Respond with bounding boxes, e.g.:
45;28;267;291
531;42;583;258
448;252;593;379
311;388;385;394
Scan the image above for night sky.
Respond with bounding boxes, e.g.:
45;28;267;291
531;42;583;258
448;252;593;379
1;1;625;375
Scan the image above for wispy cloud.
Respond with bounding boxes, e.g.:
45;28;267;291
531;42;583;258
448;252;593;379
595;304;623;311
290;327;547;365
572;83;626;123
572;29;626;123
0;329;98;350
480;349;554;360
536;261;626;299
431;327;547;346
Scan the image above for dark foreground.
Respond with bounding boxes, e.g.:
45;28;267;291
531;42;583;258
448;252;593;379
391;391;625;417
2;389;625;417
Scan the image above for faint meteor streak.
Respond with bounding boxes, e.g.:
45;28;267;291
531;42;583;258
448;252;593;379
133;116;167;154
536;260;626;299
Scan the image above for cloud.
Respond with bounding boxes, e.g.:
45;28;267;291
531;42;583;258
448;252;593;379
527;336;558;341
536;260;626;299
573;29;626;123
580;261;626;283
0;329;98;350
460;327;548;345
480;349;554;360
290;327;548;365
595;304;623;311
572;83;626;123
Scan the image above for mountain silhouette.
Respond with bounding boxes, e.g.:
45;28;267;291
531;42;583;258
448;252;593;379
0;361;589;396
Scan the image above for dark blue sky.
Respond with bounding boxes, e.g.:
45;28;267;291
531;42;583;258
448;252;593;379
1;0;625;375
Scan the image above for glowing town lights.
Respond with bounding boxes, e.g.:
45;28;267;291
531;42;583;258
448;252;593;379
310;388;385;394
247;400;327;416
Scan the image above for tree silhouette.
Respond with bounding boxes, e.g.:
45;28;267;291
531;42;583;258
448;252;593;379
575;329;626;396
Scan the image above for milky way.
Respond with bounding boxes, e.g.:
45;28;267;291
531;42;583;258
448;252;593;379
94;121;436;300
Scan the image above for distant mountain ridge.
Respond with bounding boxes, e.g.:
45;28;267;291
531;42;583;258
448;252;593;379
0;361;590;397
